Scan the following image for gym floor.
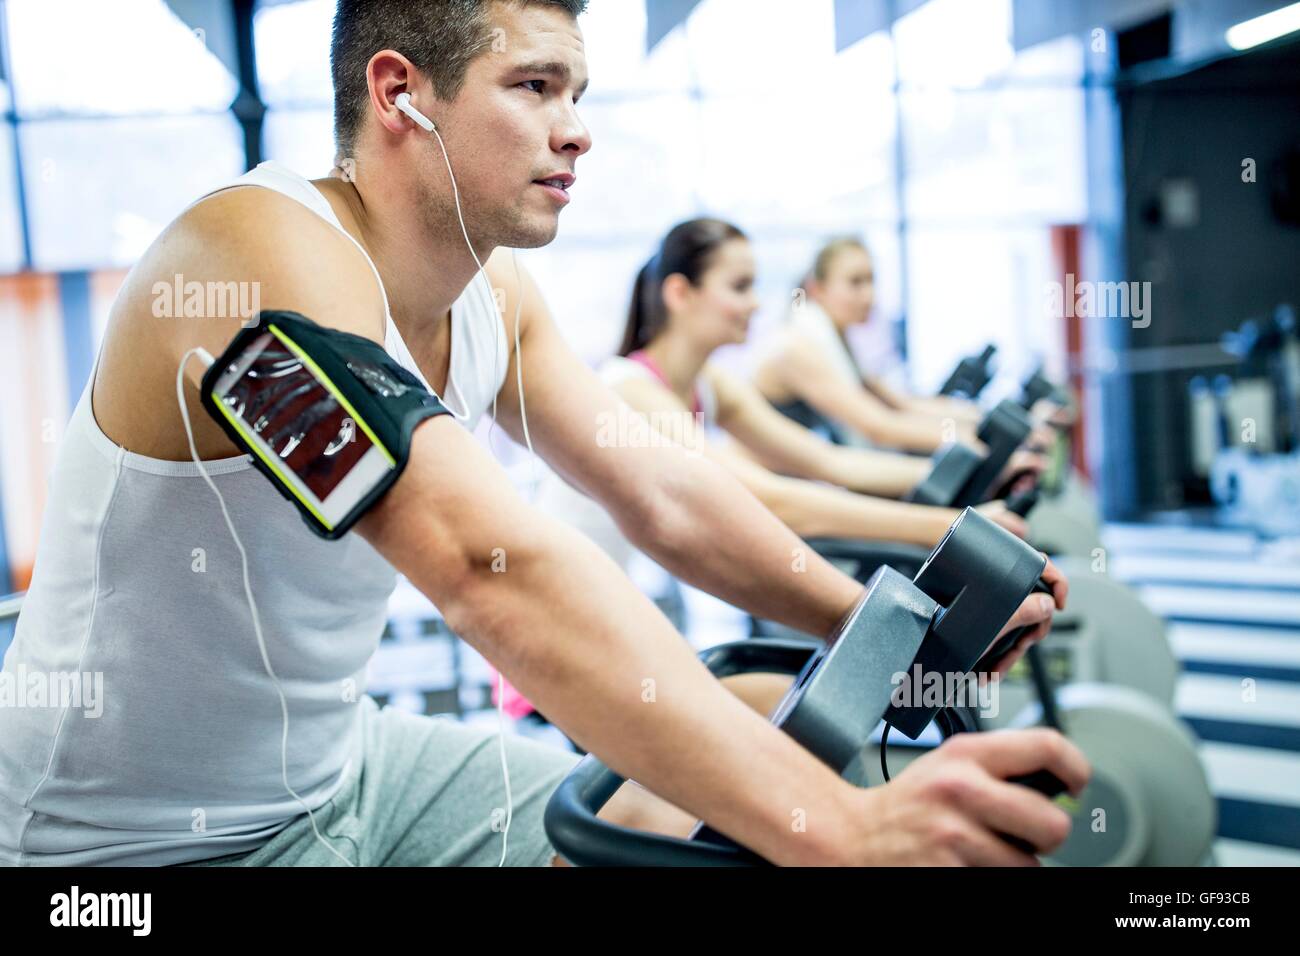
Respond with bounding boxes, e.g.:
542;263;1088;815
1105;523;1300;865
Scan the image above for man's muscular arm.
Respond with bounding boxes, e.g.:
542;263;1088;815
356;416;876;864
154;187;390;461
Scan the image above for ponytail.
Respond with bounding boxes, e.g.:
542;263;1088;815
620;256;664;356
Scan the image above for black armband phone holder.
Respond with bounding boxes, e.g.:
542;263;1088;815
199;310;451;539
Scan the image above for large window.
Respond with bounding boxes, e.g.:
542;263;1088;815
255;0;336;176
254;0;334;109
19;115;245;271
3;0;244;272
894;0;1088;391
6;0;237;117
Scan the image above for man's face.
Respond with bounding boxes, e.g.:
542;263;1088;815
428;3;591;249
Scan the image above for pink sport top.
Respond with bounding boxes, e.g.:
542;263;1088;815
625;350;703;416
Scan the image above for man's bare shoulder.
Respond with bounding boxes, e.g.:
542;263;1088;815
130;185;386;340
92;184;389;461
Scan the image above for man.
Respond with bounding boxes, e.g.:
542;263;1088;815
0;0;1083;867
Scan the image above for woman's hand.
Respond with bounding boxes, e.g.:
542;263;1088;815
1031;397;1077;429
984;556;1069;678
994;449;1047;497
976;500;1028;540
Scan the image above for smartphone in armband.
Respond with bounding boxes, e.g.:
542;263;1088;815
200;311;450;539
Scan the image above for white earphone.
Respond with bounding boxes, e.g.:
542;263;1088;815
395;91;436;132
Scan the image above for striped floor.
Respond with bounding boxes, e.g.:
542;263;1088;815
1105;523;1300;866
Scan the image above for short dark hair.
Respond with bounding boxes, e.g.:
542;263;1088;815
331;0;588;160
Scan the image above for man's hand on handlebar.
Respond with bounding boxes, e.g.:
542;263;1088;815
844;728;1089;865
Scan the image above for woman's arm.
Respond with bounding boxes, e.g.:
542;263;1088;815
616;375;1025;548
707;365;933;498
871;378;984;425
775;340;981;454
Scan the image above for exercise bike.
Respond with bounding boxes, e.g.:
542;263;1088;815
545;508;1061;865
546;509;1215;867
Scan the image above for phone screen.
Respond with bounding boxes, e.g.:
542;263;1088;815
209;330;392;528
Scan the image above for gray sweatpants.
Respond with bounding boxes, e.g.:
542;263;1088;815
180;695;579;867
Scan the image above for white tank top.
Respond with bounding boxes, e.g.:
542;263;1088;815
0;161;509;865
534;356;717;572
789;300;864;388
783;300;875;449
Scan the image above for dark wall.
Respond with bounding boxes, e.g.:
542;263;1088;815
1117;38;1300;513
